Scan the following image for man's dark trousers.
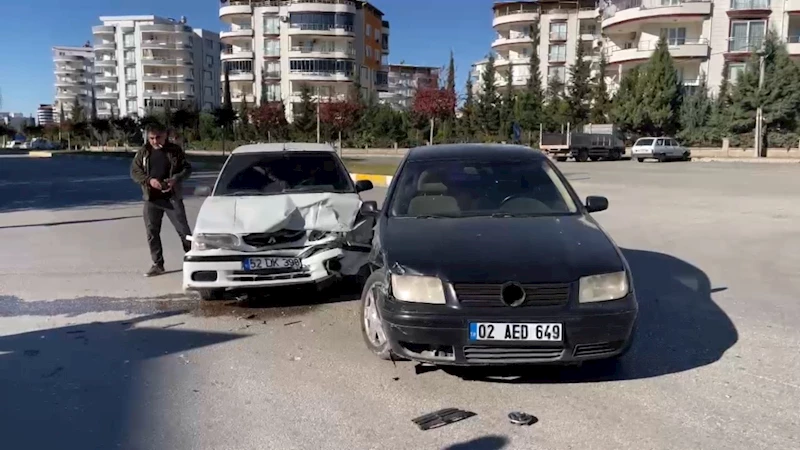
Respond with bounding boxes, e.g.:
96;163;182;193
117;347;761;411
144;198;192;268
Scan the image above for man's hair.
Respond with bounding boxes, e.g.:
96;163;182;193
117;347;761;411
146;123;167;136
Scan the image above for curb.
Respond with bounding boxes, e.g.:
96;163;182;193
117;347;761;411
350;173;393;187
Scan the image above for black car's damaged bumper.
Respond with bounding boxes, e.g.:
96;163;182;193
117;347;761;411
380;295;638;366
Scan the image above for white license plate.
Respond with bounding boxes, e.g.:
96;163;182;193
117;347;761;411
243;257;302;271
469;323;563;342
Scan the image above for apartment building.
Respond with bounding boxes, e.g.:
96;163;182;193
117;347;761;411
53;45;95;122
37;104;56;127
472;0;602;95
91;15;221;118
379;64;440;110
475;0;800;98
218;0;390;120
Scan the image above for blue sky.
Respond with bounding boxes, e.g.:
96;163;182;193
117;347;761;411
0;0;495;116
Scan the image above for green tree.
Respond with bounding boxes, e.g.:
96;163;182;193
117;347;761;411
709;62;731;143
69;97;86;124
457;78;478;141
292;84;317;141
638;36;681;135
610;66;645;138
499;70;516;142
567;41;592;126
589;51;611;123
516;24;543;143
442;50;457;141
476;54;501;140
543;73;568;131
678;74;713;145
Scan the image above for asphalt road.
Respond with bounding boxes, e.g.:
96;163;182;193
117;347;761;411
1;156;799;450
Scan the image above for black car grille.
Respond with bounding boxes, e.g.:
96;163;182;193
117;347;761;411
242;229;306;247
573;341;625;358
453;283;571;307
463;346;564;363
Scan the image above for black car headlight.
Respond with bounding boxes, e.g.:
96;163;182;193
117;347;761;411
390;275;446;305
578;271;629;303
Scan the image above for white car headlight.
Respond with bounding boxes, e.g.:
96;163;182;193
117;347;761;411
578;271;629;303
391;275;446;305
191;233;241;251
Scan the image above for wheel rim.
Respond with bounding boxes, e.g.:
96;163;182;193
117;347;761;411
363;283;387;347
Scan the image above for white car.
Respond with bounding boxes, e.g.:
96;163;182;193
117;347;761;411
184;143;378;300
631;137;691;162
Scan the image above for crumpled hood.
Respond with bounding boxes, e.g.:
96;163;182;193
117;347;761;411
194;193;363;234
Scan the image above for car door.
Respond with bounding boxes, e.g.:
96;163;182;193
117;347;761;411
669;138;684;157
654;138;666;157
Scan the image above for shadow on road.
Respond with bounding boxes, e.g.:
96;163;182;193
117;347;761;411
446;248;739;383
0;312;245;449
0;215;140;230
442;435;510;450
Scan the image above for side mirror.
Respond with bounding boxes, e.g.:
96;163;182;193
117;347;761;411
585;196;608;213
360;200;379;217
355;179;374;193
194;186;212;197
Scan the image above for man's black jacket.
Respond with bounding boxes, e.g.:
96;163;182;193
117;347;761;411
130;142;192;201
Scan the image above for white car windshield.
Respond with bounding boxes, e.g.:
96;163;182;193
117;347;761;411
213;151;355;196
388;158;579;218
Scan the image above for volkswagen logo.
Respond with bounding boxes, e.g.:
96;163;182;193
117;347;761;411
500;282;527;307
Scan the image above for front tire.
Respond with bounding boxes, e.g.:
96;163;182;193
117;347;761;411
197;289;225;301
636;157;645;163
360;270;393;360
576;150;589;162
555;156;568;162
609;149;621;161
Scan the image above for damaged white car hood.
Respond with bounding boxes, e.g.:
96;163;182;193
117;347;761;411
194;192;364;234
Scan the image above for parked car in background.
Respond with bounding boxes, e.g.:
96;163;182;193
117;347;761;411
539;123;625;162
30;138;57;150
184;143;377;301
631;137;691;162
5;140;24;149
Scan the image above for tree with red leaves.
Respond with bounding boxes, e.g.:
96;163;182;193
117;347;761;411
319;100;363;150
412;87;457;145
249;101;288;142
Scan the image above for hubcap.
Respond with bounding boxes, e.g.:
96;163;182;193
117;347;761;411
363;284;387;347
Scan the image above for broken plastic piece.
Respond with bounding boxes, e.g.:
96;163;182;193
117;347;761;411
508;412;537;426
412;408;476;431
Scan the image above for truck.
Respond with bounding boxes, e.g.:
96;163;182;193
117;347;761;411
539;123;625;162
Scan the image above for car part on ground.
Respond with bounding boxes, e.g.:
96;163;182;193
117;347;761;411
508;412;538;426
411;408;476;431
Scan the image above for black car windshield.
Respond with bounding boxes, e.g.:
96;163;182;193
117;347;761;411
388;158;578;218
213;151;354;196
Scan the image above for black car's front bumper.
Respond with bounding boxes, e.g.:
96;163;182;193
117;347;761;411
380;295;638;366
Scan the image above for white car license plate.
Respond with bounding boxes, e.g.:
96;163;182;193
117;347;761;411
243;257;302;271
469;323;562;342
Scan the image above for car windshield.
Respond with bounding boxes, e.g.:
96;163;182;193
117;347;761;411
388;158;579;218
213;151;354;196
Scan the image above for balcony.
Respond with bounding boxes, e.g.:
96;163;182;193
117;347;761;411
289;46;355;59
288;23;355;37
494;57;531;67
55;79;86;87
605;38;709;64
54;54;84;62
96;91;119;100
287;0;356;14
602;0;712;33
290;92;348;103
727;0;771;17
289;70;353;82
788;35;800;55
94;42;116;51
263;71;281;79
232;93;257;104
491;35;532;49
220;1;253;22
492;4;540;28
95;59;117;67
143;74;193;83
224;70;255;82
95;75;118;84
141;40;192;50
143;90;190;99
222;47;255;60
142;57;192;66
220;28;254;41
92;25;115;35
140;24;192;34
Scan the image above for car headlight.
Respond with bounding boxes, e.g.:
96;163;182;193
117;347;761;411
578;271;629;303
191;233;241;251
390;275;446;305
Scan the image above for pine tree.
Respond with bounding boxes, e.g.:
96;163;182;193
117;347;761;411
516;24;543;143
678;74;713;145
589;51;611;123
70;97;86;123
543;73;568;131
500;69;516;141
458;78;478;141
567;41;592;126
476;54;501;140
639;36;681;135
610;66;644;137
292;84;317;141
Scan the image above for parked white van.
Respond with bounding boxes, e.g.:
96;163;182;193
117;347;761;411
631;137;691;162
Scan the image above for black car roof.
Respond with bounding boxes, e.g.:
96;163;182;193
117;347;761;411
405;143;547;162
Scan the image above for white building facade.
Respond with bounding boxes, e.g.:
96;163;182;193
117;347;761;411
218;0;390;120
53;45;95;122
474;0;800;98
37;104;55;126
91;15;221;118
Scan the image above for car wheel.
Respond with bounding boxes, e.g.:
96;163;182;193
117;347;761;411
636;158;645;163
589;155;601;162
682;153;691;161
555;156;568;162
576;151;589;162
197;289;225;301
657;153;667;163
360;270;394;360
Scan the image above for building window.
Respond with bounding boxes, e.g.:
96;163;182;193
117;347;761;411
224;60;253;74
124;50;135;62
264;83;281;101
660;27;686;46
205;55;213;67
205;86;212;97
205;38;213;49
123;34;135;47
204;70;212;82
548;66;566;83
125;67;136;79
548;44;566;63
126;84;136;97
728;63;747;84
366;46;371;58
366;23;372;36
289;12;354;32
289;59;354;75
549;22;567;41
127;100;137;112
729;20;766;52
264;16;280;34
374;28;380;42
265;61;280;77
264;39;280;56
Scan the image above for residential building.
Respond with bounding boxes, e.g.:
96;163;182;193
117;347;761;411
217;0;390;120
0;113;35;132
472;0;602;95
476;0;800;98
91;15;221;118
379;64;440;110
37;104;56;126
53;44;95;122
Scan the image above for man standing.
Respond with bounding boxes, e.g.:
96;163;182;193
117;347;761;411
130;124;193;277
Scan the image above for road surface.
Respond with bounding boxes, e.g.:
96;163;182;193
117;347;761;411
1;156;798;450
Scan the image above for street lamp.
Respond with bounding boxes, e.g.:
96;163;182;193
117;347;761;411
754;44;771;158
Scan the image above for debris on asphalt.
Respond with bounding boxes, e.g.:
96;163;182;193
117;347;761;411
43;366;64;378
284;320;302;326
414;363;439;375
179;354;190;365
392;377;400;381
162;322;185;329
290;355;302;361
508;412;537;426
23;349;39;357
66;330;85;334
412;408;476;431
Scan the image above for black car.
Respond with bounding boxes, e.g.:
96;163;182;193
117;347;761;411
358;144;638;366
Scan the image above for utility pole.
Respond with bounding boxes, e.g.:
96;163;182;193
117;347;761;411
316;95;321;144
754;53;766;158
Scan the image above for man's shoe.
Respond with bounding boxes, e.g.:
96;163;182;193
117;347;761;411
144;264;165;277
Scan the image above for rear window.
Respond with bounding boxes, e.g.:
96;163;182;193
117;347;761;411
213;151;354;196
634;138;654;146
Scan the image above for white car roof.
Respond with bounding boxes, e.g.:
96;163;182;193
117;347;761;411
230;142;337;155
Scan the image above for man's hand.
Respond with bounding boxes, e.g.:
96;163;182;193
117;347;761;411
149;178;163;190
166;178;177;189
